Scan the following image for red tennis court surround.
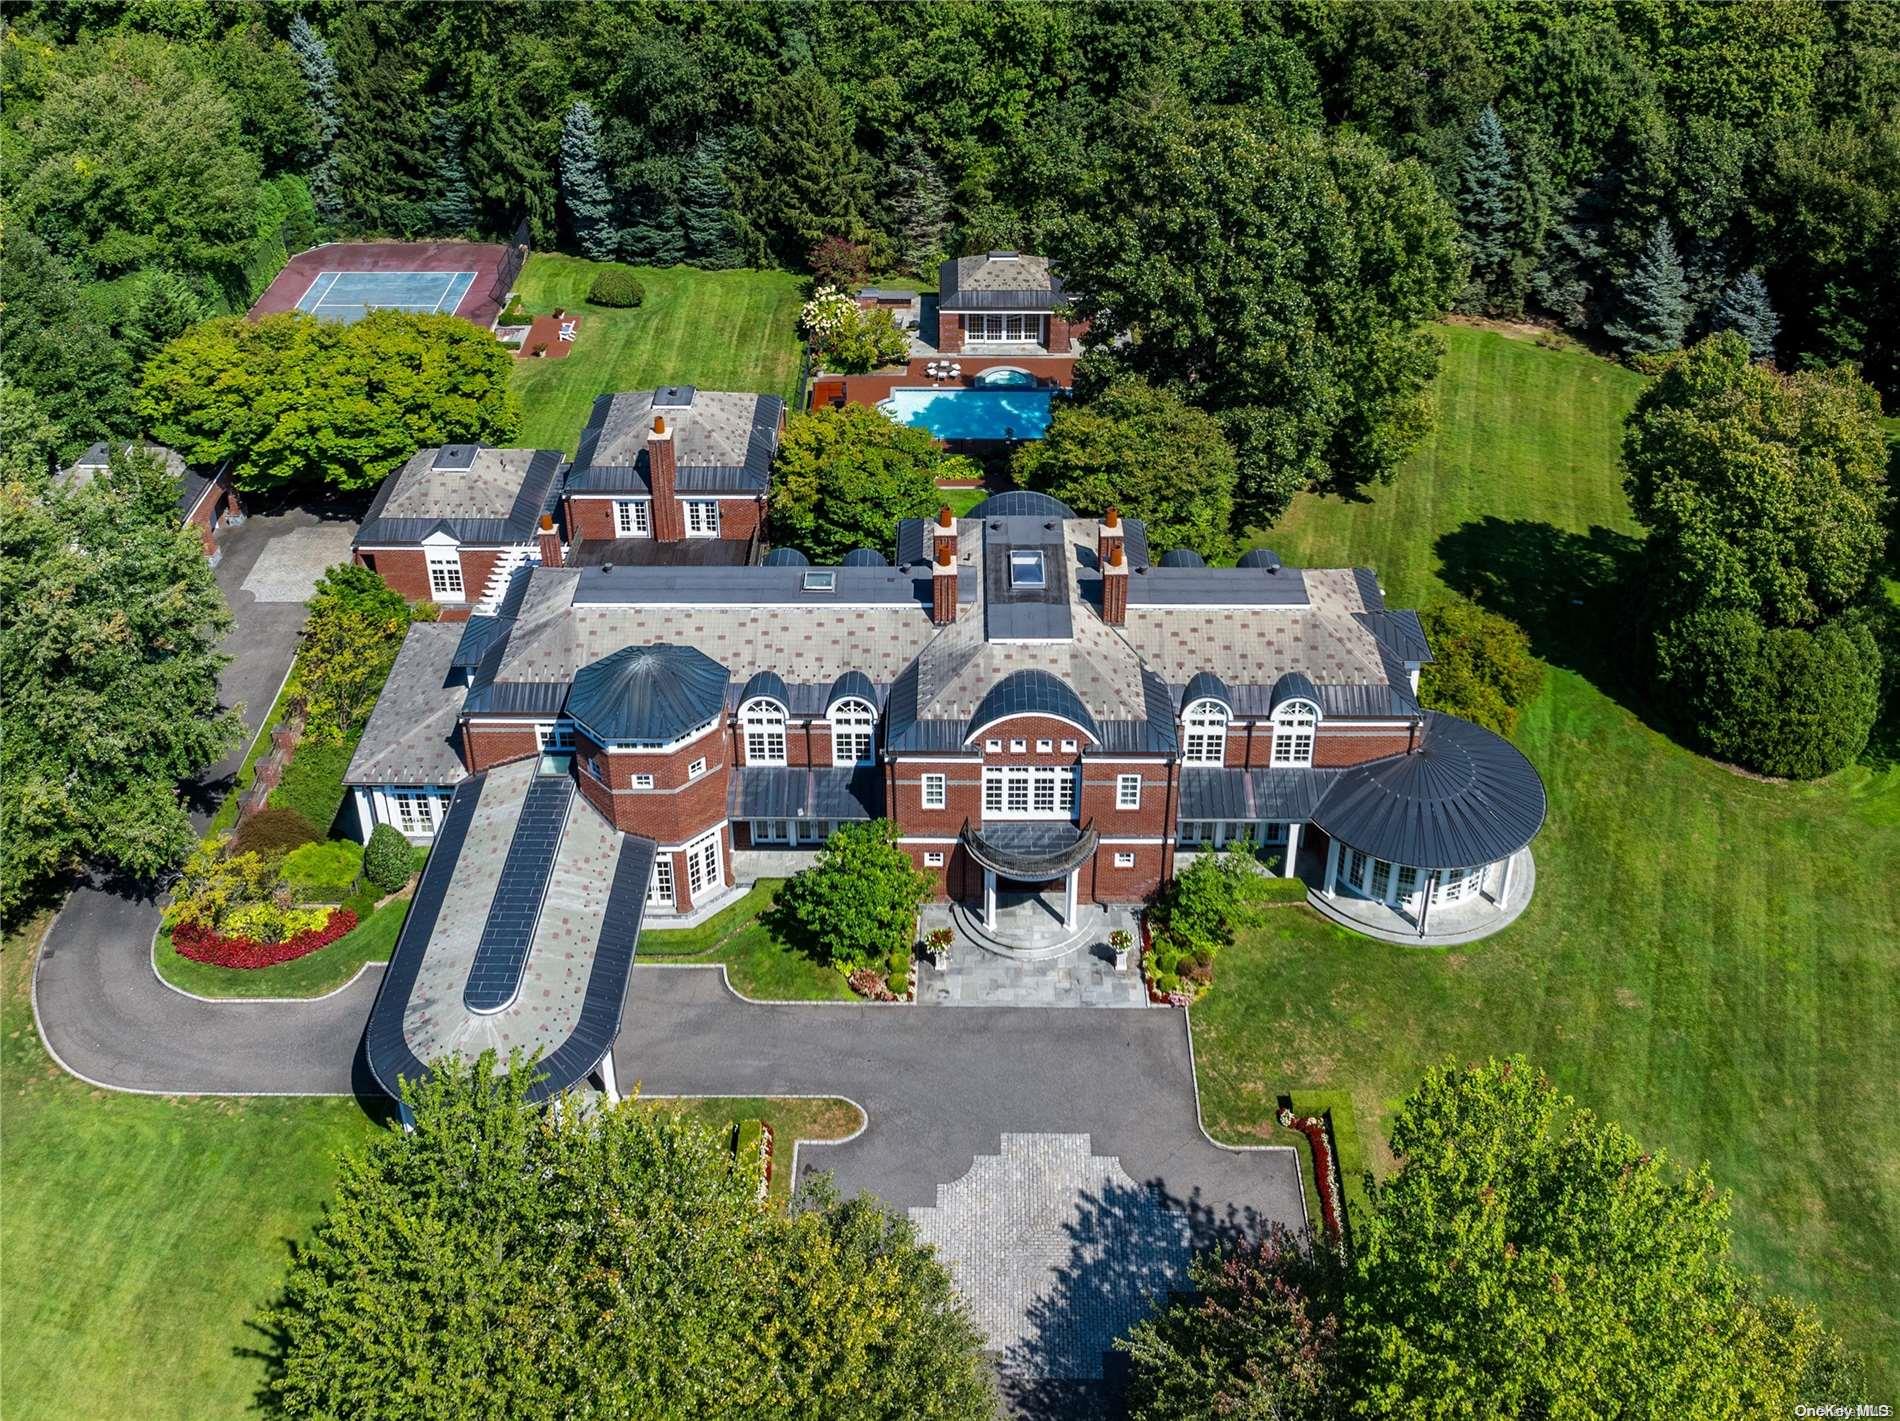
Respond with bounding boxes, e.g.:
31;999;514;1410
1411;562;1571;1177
250;241;513;327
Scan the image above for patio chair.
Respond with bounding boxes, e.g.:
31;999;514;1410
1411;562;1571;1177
559;321;577;343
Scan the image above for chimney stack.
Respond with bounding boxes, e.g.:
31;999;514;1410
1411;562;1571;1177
648;415;684;542
934;503;958;564
932;544;958;625
1098;506;1123;567
536;512;562;568
1102;540;1128;626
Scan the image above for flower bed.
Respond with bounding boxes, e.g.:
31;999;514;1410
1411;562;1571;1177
1279;1104;1345;1253
173;909;358;970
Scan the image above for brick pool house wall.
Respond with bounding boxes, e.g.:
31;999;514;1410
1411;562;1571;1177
356;545;512;622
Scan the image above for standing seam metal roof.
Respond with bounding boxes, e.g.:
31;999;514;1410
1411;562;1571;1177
566;644;729;744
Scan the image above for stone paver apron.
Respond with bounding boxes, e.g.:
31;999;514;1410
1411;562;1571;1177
239;525;359;602
909;1133;1194;1382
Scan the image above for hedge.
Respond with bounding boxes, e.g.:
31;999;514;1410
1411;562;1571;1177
1284;1090;1370;1239
268;738;358;836
586;266;645;308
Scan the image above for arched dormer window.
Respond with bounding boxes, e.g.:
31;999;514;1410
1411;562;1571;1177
740;698;787;766
830;698;876;767
1183;699;1229;765
1270;698;1319;768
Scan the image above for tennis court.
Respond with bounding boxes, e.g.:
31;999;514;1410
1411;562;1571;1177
293;269;478;323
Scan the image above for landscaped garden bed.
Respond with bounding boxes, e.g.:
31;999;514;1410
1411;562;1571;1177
173;909;357;971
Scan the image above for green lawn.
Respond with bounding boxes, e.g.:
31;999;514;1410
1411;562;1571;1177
507;256;806;452
1200;321;1900;1385
154;895;409;999
636;880;855;1001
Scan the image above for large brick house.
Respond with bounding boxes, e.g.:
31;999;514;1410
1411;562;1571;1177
56;441;244;564
355;488;1546;1104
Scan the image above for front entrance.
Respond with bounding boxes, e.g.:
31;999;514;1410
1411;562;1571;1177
977;863;1079;939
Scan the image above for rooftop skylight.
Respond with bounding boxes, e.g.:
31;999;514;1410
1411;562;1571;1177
1008;550;1046;589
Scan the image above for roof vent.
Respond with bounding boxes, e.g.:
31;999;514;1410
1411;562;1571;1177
652;385;696;409
600;563;614;574
433;444;478;472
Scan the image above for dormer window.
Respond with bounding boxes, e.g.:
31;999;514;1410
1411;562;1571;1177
1183;699;1229;765
1270;699;1319;768
801;570;836;593
1008;550;1045;588
740;698;787;766
830;698;876;767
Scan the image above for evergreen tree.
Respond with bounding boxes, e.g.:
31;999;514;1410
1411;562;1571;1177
426;107;477;236
1532;180;1613;330
288;15;340;224
888;140;951;277
679;133;742;269
559;100;617;261
1455;106;1518;314
1712;270;1780;362
328;9;433;235
1604;219;1690;354
734;66;870;265
617;156;687;266
119;268;208;368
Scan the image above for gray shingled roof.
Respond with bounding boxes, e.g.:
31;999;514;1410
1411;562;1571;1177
55;440;211;517
937;253;1063;312
344;623;470;788
566;389;783;495
354;447;563;547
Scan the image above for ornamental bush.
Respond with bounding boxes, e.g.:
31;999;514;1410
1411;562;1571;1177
281;839;364;901
363;823;413;894
586;265;645;308
777;820;931;970
173;908;357;970
1418;599;1546;737
230;806;318;858
163;838;282;934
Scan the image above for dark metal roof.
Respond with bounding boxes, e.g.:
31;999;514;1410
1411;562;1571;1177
966;669;1100;743
1158;549;1206;568
894;518;929;568
1126;564;1311;607
983;516;1072;642
1270;670;1320;711
827;669;877;709
738;669;789;707
566;644;729;744
763;547;811;567
961;821;1098;878
968;490;1073;520
841;548;889;567
1178;767;1340;822
728;765;882;821
1237;547;1282;570
1182;671;1233;712
1311;712;1546;870
1358;609;1433;664
463;775;572;1014
355;448;563;547
570;562;944;608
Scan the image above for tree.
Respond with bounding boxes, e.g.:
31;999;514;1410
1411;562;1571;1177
1622;332;1889;630
269;1052;992;1419
1118;1231;1345;1421
0;381;65;491
288;14;341;222
1014;379;1237;561
679;133;743;268
887;140;951;276
1;450;241;919
809;237;872;289
118;268;209;369
296;566;420;746
768;405;949;562
1605;218;1690;354
140;311;521;494
327;7;433;236
560;100;617;261
1454;106;1537;315
777;820;932;970
1349;1056;1852;1417
426;107;477;236
1711;270;1780;362
1054;111;1463;526
1417;600;1546;737
0;229;129;457
735;67;872;265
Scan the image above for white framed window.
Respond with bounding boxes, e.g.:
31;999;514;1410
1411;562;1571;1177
1183;699;1229;765
648;855;675;907
751;819;791;843
1035;738;1053;752
1009;738;1027;753
1060;738;1078;752
1114;851;1135;868
535;720;575;752
966;312;1045;344
425;549;464;600
924;851;945;867
684;500;719;537
631;772;654;789
981;766;1076;819
741;698;787;766
1370;858;1392;899
1116;774;1142;810
984;738;1002;753
921;773;947;809
1270;699;1319;768
687;757;707;780
684;831;720;897
1347;849;1370;890
392;789;449;835
830;698;876;767
613;500;650;537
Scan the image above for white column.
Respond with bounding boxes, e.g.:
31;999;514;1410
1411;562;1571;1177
597;1050;621;1105
1062;867;1077;930
353;788;374;842
983;866;997;931
1496;853;1514;903
1283;822;1301;877
1323;837;1340;897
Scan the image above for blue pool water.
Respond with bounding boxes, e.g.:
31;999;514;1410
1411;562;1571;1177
881;387;1055;441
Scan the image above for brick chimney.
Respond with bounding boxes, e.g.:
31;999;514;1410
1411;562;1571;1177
1098;506;1123;566
536;512;562;568
1101;541;1128;626
648;416;684;542
932;544;958;625
934;503;958;564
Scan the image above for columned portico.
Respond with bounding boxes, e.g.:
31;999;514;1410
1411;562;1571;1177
980;864;1080;933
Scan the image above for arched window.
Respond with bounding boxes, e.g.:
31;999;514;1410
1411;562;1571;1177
740;698;786;766
1183;699;1229;765
830;698;876;767
1270;699;1318;768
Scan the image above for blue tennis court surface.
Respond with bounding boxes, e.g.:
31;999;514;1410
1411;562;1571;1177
294;269;478;323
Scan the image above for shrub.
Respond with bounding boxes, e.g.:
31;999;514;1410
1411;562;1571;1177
797;286;909;374
268;739;356;835
778;821;932;970
282;839;364;901
586;266;645;308
1418;599;1546;737
163;838;281;933
173;908;357;970
808;236;872;287
230;807;318;858
225;900;331;945
364;823;413;894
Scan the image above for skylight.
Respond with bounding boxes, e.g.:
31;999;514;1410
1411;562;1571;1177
801;570;837;593
1008;550;1046;589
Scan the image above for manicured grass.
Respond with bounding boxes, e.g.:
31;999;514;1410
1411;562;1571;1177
637;880;855;1001
1199;322;1900;1384
154;895;409;999
508;255;805;453
1;917;378;1421
630;1095;863;1206
939;485;990;515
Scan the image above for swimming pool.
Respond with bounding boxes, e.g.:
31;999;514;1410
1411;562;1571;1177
880;387;1055;441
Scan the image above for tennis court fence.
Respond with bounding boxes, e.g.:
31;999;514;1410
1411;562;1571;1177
491;217;532;305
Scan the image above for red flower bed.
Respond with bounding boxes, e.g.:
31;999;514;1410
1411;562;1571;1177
173;910;357;970
1280;1105;1345;1250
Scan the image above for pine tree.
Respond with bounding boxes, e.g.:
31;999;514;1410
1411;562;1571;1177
887;141;950;277
1604;219;1689;354
680;134;742;269
426;108;477;236
120;268;207;366
1711;270;1780;362
560;100;617;261
734;67;869;266
328;10;433;235
1532;175;1615;331
288;15;340;224
1455;106;1516;314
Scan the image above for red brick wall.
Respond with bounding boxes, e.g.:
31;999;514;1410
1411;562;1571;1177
936;310;963;353
1314;727;1413;767
566;494;760;546
667;825;734;913
1082;845;1166;904
464;721;542;772
732;716;835;768
575;728;732;843
354;545;508;621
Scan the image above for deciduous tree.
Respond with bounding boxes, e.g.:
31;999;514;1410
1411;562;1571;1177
1417;600;1546;737
777;820;932;970
296;566;424;746
768;405;951;562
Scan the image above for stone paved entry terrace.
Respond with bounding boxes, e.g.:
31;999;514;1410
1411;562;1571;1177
917;902;1145;1007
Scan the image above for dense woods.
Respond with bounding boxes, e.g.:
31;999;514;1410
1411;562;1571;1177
4;0;1897;473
